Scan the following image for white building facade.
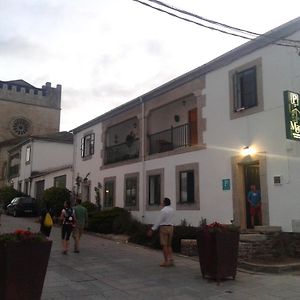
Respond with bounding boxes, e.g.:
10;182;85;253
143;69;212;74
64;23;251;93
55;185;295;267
8;132;73;201
72;18;300;232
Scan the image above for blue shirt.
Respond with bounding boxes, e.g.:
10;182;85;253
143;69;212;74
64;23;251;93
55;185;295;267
247;191;261;206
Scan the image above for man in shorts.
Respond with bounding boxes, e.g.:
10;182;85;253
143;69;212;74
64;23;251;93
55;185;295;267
147;197;175;267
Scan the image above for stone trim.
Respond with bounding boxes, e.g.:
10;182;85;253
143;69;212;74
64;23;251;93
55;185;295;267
146;168;164;211
176;162;200;210
229;57;264;120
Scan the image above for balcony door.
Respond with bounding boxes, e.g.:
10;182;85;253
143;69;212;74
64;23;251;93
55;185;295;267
188;108;198;145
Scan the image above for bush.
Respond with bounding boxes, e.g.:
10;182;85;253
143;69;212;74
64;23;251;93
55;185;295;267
172;225;199;252
81;201;98;214
0;186;27;208
87;207;130;234
42;187;71;217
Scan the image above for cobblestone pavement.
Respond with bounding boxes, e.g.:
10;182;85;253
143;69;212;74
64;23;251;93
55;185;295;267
1;214;300;300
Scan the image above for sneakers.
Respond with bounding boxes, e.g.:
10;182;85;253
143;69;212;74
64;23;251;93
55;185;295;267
62;250;67;255
74;250;80;253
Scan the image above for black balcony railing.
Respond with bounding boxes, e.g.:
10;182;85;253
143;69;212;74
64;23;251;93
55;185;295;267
149;123;191;155
104;139;139;165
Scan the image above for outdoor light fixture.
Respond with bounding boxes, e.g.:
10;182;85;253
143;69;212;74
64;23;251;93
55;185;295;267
241;146;256;156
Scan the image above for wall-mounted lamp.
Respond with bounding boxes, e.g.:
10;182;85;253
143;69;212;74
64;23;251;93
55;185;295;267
241;146;256;156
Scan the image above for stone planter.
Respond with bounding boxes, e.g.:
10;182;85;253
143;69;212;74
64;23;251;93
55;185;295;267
197;231;239;283
0;240;52;300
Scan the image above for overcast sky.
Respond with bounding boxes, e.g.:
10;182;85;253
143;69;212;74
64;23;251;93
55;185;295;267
1;0;299;131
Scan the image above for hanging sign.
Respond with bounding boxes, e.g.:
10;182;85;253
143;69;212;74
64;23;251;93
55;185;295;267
284;91;300;141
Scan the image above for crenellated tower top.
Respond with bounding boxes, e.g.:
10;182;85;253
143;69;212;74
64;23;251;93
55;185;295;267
0;80;61;109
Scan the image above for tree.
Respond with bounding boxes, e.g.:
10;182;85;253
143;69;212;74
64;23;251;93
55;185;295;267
0;186;26;208
42;187;71;217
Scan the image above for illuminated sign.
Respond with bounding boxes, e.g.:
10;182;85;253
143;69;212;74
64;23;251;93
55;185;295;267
284;91;300;141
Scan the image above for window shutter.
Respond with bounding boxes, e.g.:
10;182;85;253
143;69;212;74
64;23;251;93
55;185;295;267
80;137;84;157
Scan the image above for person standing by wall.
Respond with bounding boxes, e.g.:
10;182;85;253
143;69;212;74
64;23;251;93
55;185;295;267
147;197;175;267
60;200;75;255
247;184;262;228
72;198;88;253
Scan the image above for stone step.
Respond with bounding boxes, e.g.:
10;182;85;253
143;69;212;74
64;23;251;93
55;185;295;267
254;226;282;233
240;234;267;242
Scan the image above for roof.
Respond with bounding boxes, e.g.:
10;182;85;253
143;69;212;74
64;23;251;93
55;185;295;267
30;164;72;179
7;131;73;152
0;79;37;89
71;17;300;133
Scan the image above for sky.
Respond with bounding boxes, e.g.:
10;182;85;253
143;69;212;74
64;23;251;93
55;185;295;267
1;0;300;131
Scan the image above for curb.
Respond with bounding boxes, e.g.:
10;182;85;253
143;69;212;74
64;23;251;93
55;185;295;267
238;260;300;273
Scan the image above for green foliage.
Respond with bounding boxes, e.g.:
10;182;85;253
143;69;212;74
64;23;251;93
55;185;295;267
172;225;199;252
81;201;98;213
87;207;130;234
0;186;27;208
42;187;71;217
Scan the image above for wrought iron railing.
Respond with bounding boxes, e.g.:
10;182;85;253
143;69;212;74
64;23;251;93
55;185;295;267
104;139;139;165
149;123;191;155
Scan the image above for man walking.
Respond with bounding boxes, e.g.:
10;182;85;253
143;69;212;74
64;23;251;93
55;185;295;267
147;197;175;267
72;198;88;253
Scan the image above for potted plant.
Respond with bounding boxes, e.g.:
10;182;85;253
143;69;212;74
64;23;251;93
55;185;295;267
0;228;52;300
197;222;240;283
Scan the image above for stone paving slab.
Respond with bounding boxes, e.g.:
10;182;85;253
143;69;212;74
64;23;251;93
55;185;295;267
1;215;300;300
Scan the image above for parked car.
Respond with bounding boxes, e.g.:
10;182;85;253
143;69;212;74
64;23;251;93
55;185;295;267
6;197;38;217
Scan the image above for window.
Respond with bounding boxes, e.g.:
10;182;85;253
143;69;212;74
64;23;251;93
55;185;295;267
176;163;199;210
148;175;161;206
24;181;29;195
54;175;66;188
146;169;164;210
80;133;95;158
25;146;31;164
233;67;257;111
124;174;138;209
104;179;115;208
179;170;194;203
229;58;263;120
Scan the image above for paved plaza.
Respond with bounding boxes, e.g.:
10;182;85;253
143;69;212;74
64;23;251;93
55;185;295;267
1;214;300;300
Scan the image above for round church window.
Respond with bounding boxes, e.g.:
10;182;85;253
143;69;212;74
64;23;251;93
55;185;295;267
11;118;30;136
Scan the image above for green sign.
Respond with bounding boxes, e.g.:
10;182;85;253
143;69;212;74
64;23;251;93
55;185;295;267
222;179;230;190
284;91;300;141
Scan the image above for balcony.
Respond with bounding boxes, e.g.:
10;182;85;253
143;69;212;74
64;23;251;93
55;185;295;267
104;139;139;165
149;123;194;155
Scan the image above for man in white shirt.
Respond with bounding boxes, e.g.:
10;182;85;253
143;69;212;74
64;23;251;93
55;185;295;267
147;197;175;267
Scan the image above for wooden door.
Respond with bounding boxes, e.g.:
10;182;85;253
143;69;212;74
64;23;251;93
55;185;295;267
188;108;198;145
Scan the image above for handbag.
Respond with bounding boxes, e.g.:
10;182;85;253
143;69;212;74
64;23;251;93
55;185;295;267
44;212;53;227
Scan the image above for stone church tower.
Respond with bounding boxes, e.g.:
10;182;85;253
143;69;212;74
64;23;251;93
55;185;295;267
0;79;62;187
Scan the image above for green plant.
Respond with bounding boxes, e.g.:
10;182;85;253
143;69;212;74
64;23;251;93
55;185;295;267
87;207;130;234
42;187;71;217
0;228;47;243
81;201;98;213
200;222;240;233
0;186;27;208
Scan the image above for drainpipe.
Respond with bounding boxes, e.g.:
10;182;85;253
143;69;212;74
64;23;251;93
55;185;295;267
140;97;146;222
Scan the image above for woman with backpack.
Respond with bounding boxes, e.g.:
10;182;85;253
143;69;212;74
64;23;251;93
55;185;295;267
60;200;76;255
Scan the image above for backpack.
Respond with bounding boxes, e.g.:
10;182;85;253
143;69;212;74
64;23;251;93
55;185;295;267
64;208;74;225
43;212;53;227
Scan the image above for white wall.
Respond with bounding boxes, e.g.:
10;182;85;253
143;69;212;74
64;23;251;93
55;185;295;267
73;122;102;201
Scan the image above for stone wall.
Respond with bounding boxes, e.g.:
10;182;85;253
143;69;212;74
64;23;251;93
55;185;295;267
180;233;300;261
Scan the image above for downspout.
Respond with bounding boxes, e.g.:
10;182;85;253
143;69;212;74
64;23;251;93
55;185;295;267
140;97;146;221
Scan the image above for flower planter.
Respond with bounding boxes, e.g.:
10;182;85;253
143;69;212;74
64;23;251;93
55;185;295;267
197;230;239;283
0;239;52;300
